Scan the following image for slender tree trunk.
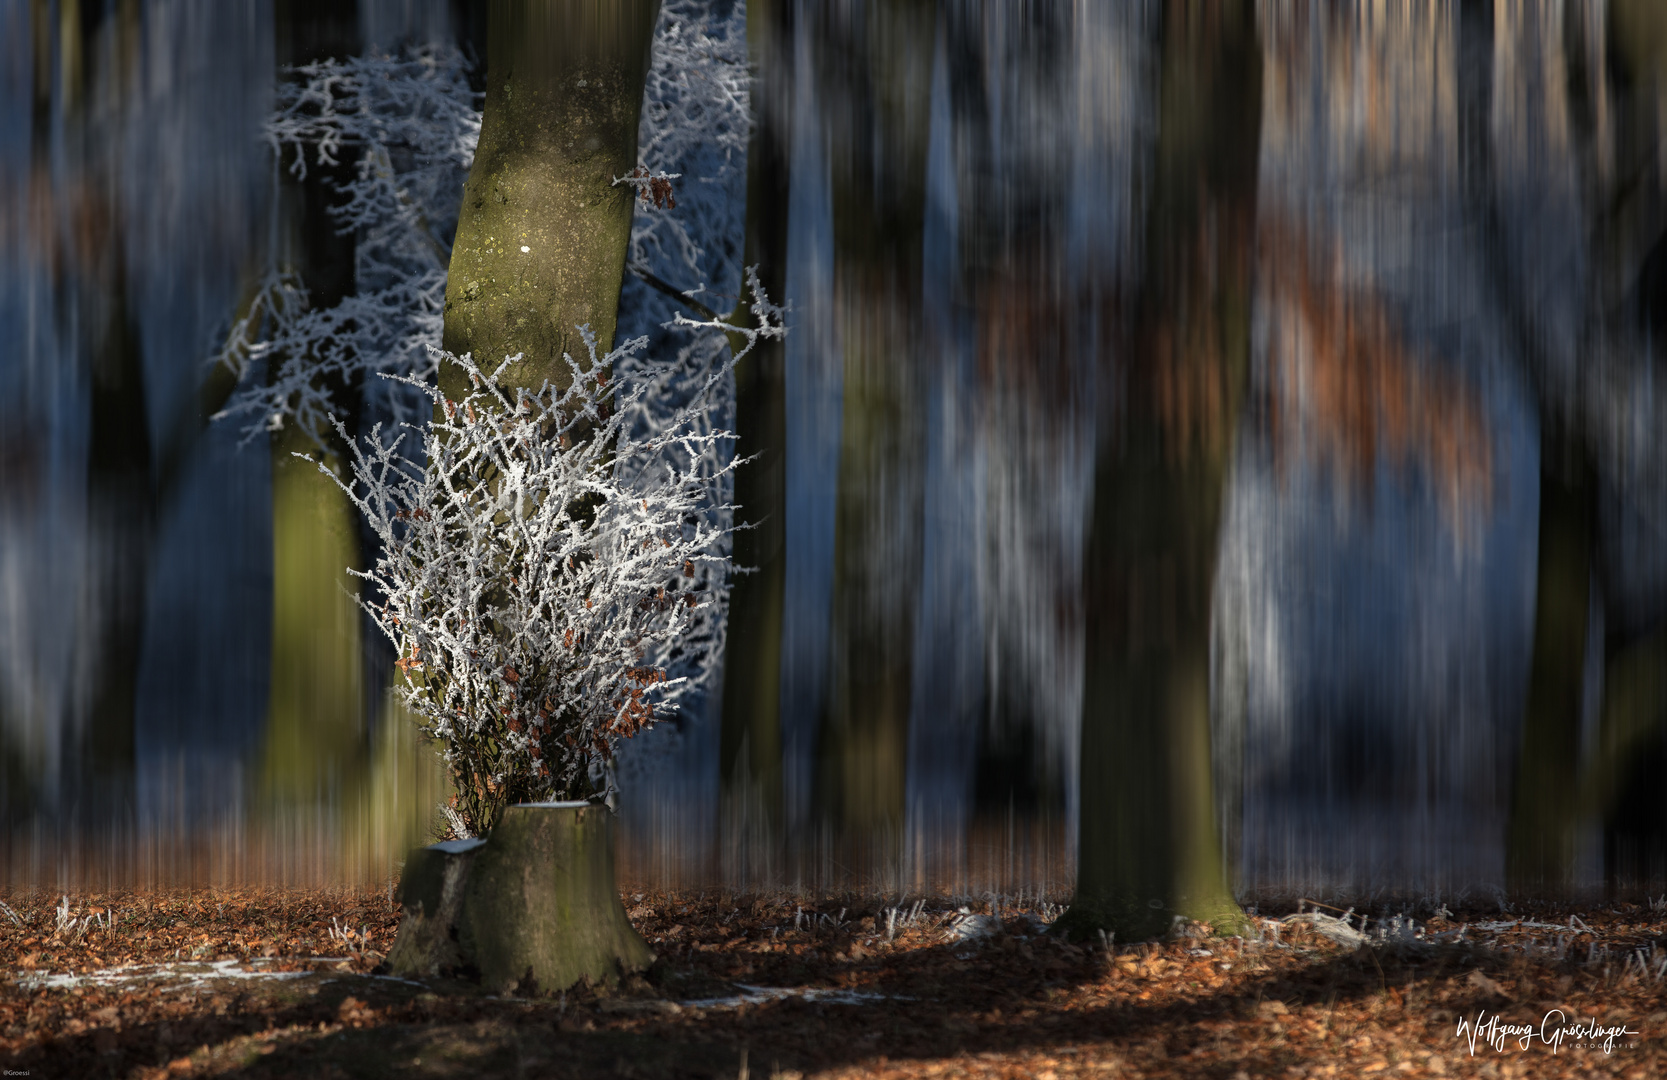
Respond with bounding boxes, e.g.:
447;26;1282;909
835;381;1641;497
1062;0;1260;942
1591;629;1667;890
439;0;660;402
812;0;936;885
79;261;147;827
1505;437;1591;895
719;0;793;880
1500;0;1667;896
32;0;151;828
261;1;372;827
1594;0;1667;890
263;429;369;811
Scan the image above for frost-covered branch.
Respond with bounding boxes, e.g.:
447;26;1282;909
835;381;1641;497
628;0;749;291
668;265;789;352
314;280;785;835
214;9;766;816
602;0;756;710
212;6;749;447
212;45;481;444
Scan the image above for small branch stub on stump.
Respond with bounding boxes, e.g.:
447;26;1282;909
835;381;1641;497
384;837;485;977
386;802;653;993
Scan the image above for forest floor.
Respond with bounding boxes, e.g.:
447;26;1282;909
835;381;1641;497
0;886;1663;1079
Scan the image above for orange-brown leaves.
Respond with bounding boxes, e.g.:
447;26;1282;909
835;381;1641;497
609;666;667;739
1257;217;1493;525
625;165;677;210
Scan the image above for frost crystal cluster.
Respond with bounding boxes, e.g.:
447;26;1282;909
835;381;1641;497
627;0;749;293
609;0;754;712
213;45;481;441
321;281;784;837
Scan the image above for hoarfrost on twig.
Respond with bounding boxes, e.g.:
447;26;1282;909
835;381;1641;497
211;44;481;444
312;273;784;831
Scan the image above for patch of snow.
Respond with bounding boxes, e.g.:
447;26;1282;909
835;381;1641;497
945;908;1002;942
680;984;907;1010
14;957;344;993
1280;911;1367;947
430;837;487;853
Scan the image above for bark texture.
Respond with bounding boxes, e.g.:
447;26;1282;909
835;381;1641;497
411;0;659;994
387;805;653;992
440;0;659;403
385;838;483;977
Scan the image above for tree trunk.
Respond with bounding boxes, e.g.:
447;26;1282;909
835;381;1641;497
719;0;792;882
812;0;936;888
1499;1;1667;897
260;0;372;831
1593;0;1667;894
1591;630;1667;890
1505;437;1592;895
388;804;653;992
403;0;661;989
385;837;484;977
439;0;660;403
261;429;368;814
1060;0;1260;943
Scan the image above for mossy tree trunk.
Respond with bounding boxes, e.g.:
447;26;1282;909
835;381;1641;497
435;0;657;824
1060;0;1261;943
811;0;936;886
261;0;373;833
439;0;660;403
719;0;792;880
263;428;369;814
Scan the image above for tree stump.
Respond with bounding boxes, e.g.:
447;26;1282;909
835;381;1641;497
384;837;485;977
386;803;654;993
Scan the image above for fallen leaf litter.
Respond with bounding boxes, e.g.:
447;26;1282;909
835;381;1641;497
0;888;1662;1078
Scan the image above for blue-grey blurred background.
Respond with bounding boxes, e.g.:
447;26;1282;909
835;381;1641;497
2;0;1665;901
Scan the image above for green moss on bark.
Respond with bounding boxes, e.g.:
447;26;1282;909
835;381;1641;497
440;1;660;403
388;807;652;992
461;804;654;993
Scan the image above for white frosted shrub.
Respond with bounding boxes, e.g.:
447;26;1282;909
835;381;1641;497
314;278;784;836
